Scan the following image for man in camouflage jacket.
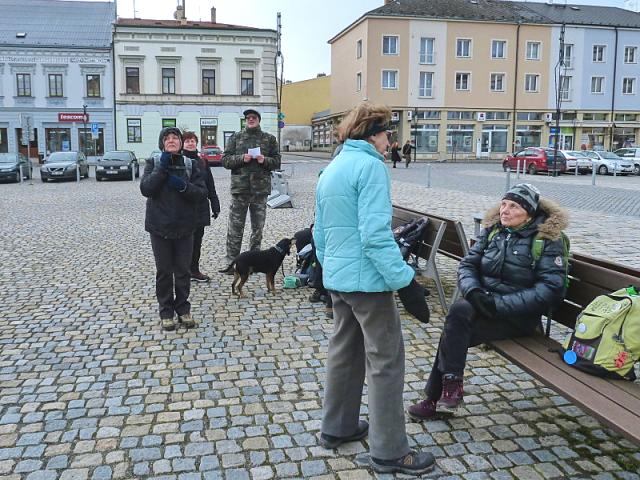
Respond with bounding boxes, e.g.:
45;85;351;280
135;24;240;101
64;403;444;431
220;108;281;267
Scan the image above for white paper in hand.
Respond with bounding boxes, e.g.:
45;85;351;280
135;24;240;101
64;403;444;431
248;147;261;158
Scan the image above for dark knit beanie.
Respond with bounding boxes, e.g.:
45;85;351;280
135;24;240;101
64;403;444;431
503;183;540;216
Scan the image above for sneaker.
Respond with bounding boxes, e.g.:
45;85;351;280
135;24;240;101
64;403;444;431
191;271;211;283
218;259;235;275
178;313;196;329
370;449;436;475
406;398;438;421
319;420;368;449
439;374;464;411
161;317;175;331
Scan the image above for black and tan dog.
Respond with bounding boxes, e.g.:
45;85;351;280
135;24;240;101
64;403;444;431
221;238;293;297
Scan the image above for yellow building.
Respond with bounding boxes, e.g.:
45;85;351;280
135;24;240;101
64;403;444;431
281;75;331;125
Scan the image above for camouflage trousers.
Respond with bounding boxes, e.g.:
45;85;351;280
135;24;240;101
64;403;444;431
225;193;268;261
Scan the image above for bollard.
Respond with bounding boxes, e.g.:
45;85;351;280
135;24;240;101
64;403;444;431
505;166;511;191
592;164;596;186
613;163;617;178
76;163;80;183
426;163;432;188
522;160;527;176
575;161;578;177
132;163;136;182
516;159;521;179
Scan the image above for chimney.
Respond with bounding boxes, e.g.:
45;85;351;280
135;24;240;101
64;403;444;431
211;6;217;23
384;0;392;4
174;5;185;21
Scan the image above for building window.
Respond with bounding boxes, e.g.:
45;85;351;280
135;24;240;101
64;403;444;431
482;124;509;153
48;74;63;97
583;113;607;121
525;74;539;92
491;40;506;59
125;67;140;94
456;39;471;58
515;125;541;148
446;124;474;153
16;74;31;96
622;77;636;94
382;70;397;89
455;72;470;91
485;111;510;120
415;125;439;153
162;68;176;94
591;76;604;94
562;44;573;68
45;128;71;153
447;111;473;120
420;37;435;64
418;72;433;97
86;74;101;97
526;41;540;60
241;70;254;95
356;72;362;92
382;35;398;55
162;118;176;128
593;45;606;63
615;113;637;122
127;119;142;143
356;39;362;59
79;128;104;156
624;46;637;64
560;75;572;100
202;69;215;95
490;73;505;92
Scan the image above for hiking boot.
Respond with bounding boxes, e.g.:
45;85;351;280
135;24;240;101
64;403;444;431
191;271;211;283
309;290;326;303
319;420;368;449
178;313;196;329
370;449;436;475
161;316;176;331
439;374;464;411
218;258;235;275
406;398;438;421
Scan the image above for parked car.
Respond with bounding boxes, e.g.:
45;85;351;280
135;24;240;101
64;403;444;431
40;151;89;182
613;147;640;175
582;151;634;175
0;153;32;182
502;147;566;175
200;145;223;167
95;150;139;181
561;150;592;174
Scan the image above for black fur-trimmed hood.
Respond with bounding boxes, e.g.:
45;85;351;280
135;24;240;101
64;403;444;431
481;197;569;241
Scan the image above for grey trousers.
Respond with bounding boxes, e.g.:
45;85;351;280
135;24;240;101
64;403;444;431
321;291;410;460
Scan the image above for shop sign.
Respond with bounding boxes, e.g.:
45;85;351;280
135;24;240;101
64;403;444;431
58;113;89;122
200;118;218;126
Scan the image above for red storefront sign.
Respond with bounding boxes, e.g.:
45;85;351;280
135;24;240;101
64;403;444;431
58;113;89;122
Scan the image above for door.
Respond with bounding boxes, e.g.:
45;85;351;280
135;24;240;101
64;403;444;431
16;128;39;161
200;126;218;146
481;131;491;157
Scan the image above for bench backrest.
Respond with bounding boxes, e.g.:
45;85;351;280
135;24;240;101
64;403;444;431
553;254;640;329
392;205;469;262
391;207;446;263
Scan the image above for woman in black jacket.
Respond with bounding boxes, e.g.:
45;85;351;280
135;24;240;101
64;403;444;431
408;183;569;420
182;132;221;283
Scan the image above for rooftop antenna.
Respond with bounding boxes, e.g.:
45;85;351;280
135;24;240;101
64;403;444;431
132;0;137;18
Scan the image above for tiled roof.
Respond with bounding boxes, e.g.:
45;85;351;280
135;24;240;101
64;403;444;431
0;0;115;49
522;2;640;29
116;18;273;33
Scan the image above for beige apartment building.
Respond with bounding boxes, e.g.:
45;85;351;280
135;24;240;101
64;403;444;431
316;0;640;159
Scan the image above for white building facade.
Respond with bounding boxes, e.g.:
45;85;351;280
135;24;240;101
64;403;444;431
0;0;116;161
114;17;278;159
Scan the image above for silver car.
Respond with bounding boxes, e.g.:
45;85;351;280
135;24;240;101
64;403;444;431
613;147;640;175
40;151;90;182
582;151;634;175
560;150;592;174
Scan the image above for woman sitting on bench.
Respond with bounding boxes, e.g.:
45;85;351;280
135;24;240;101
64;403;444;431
408;183;569;420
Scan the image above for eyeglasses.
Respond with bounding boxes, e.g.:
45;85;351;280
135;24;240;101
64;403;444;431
246;115;259;121
385;131;392;140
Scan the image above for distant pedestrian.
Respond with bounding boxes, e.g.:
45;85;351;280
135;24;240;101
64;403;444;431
391;141;401;168
219;109;281;270
402;139;413;168
182;131;220;283
140;127;207;331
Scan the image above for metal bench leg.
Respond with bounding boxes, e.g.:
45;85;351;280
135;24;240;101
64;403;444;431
450;285;461;305
431;264;448;311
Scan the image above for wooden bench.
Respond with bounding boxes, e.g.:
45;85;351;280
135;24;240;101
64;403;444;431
397;205;640;445
391;205;469;310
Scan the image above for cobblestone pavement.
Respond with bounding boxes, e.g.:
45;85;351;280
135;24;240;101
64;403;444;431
1;160;639;480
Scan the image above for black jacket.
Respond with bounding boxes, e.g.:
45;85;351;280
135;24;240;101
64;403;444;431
183;150;221;227
458;198;569;331
140;154;207;239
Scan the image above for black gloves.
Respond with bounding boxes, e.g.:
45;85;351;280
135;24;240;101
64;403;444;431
167;175;187;192
398;279;430;324
466;289;497;319
159;152;171;170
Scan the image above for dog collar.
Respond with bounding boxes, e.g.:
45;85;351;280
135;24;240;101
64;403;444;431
274;245;285;255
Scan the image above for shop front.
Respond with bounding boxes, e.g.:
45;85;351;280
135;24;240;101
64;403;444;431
515;125;542;150
200;118;218;146
613;127;637;150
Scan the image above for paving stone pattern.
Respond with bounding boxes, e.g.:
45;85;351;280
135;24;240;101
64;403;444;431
0;162;638;479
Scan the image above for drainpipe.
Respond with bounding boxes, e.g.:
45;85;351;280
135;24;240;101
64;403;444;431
609;26;619;150
511;21;521;154
112;4;118;150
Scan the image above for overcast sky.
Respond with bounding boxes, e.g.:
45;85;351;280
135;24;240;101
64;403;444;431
82;0;628;82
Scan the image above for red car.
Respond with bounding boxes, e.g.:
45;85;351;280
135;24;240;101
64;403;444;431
200;145;223;167
502;147;566;175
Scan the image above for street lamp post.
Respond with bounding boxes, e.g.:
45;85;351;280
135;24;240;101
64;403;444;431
82;104;88;157
413;107;418;164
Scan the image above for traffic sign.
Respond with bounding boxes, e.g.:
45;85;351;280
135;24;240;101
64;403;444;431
91;123;99;139
278;121;285;129
19;114;33;145
278;112;285;120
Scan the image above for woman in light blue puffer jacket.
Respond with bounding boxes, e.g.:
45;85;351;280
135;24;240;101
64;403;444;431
313;103;434;476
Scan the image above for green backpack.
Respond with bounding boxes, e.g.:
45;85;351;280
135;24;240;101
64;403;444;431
562;286;640;380
487;226;571;287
